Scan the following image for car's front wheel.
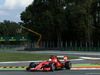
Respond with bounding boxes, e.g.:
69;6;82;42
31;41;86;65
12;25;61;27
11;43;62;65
49;63;55;71
26;67;30;71
29;62;37;68
26;62;36;71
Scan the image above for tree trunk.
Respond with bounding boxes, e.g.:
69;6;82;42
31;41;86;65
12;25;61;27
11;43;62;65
57;26;62;47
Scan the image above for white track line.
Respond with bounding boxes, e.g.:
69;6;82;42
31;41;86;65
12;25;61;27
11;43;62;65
0;61;41;64
71;68;100;70
80;57;100;60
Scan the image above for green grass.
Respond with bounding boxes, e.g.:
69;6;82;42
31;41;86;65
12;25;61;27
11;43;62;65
0;52;50;62
0;52;79;62
72;64;100;67
67;56;78;59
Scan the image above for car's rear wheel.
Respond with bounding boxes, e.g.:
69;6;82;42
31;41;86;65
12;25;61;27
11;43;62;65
65;61;71;70
49;63;55;71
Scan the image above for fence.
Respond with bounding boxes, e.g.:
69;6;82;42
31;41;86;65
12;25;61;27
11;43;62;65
1;41;100;51
26;41;100;51
62;47;100;51
0;45;24;50
35;41;100;48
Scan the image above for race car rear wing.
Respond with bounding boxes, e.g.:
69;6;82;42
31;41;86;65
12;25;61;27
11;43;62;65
57;56;67;63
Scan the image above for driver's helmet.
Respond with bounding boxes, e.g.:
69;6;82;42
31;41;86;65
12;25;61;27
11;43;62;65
48;59;51;61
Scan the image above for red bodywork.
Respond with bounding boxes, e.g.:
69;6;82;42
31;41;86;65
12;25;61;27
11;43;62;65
29;56;67;71
30;61;51;71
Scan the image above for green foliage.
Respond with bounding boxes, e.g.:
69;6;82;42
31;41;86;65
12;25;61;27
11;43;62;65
64;0;94;42
21;0;67;45
91;0;100;40
1;0;100;46
20;0;98;45
0;20;27;45
0;20;19;36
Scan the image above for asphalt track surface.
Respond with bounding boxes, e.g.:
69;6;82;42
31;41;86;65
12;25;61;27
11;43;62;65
0;50;100;75
0;70;100;75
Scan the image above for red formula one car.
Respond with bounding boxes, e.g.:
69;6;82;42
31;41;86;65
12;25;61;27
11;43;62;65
26;56;71;72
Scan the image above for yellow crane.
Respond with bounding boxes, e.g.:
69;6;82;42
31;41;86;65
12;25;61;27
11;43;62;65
19;26;42;48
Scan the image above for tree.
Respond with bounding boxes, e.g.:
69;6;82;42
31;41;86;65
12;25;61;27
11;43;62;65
21;0;66;47
0;20;26;45
64;0;94;46
0;20;19;36
20;0;97;47
91;0;100;40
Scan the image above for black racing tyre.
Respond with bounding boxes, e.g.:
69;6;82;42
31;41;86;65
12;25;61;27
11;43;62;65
49;63;55;71
26;67;30;70
65;61;71;70
29;62;36;68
